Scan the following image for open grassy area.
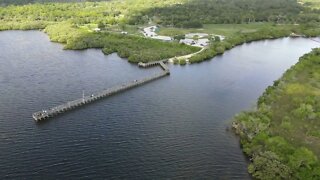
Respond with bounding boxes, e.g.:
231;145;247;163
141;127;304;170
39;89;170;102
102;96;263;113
104;25;143;36
78;24;142;35
158;23;298;37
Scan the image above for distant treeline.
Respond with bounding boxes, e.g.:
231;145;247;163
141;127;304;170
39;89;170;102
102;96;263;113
1;0;319;28
129;0;318;27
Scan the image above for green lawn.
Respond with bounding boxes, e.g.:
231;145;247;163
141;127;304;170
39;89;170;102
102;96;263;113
78;24;143;36
158;23;297;37
105;25;143;36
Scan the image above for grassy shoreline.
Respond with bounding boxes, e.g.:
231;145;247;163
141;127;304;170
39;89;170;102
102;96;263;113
233;48;320;179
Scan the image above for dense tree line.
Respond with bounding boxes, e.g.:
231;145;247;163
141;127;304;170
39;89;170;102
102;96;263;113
0;0;186;25
129;0;317;27
1;0;319;28
233;48;320;179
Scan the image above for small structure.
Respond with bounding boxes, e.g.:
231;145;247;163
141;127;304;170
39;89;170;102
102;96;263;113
121;31;128;35
180;38;195;45
93;28;101;32
144;31;157;37
180;38;209;47
152;35;172;42
142;25;172;42
143;26;158;37
194;38;210;47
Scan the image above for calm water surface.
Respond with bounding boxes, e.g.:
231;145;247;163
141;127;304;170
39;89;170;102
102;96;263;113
0;31;319;179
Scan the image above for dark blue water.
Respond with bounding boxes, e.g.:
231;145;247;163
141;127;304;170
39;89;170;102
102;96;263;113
0;31;319;179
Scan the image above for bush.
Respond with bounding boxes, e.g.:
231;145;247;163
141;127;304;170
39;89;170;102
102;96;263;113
179;59;187;65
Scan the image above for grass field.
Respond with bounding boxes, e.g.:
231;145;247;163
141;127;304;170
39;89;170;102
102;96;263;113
158;23;298;37
78;24;142;35
47;22;317;43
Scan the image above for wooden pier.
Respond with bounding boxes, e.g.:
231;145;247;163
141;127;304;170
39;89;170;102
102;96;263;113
138;59;170;73
32;60;170;122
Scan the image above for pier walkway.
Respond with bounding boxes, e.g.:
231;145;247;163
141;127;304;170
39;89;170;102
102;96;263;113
138;59;170;73
32;60;169;122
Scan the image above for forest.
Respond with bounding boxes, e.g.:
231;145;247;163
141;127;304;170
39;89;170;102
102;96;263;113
1;0;319;26
233;48;320;179
130;0;304;26
0;0;319;63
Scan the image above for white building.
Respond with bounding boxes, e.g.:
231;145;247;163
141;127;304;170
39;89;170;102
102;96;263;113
143;26;158;37
180;38;209;47
180;38;196;45
143;31;157;37
142;26;172;42
194;38;210;47
152;35;172;41
93;28;101;32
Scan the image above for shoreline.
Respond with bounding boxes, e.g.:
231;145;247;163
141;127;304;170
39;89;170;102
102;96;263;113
232;48;320;179
1;27;318;66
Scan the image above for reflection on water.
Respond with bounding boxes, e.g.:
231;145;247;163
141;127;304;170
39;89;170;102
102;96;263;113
0;31;319;179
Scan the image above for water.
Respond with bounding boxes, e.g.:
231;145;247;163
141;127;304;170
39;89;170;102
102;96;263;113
0;31;319;179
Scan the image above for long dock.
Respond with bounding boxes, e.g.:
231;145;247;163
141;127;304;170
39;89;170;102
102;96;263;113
32;60;170;122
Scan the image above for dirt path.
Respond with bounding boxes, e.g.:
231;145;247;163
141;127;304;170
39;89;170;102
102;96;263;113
168;47;206;63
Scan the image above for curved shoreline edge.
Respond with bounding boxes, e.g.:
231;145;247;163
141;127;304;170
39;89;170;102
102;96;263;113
232;48;320;179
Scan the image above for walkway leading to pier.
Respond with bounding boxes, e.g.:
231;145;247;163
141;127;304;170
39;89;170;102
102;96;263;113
32;60;170;122
168;47;206;63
